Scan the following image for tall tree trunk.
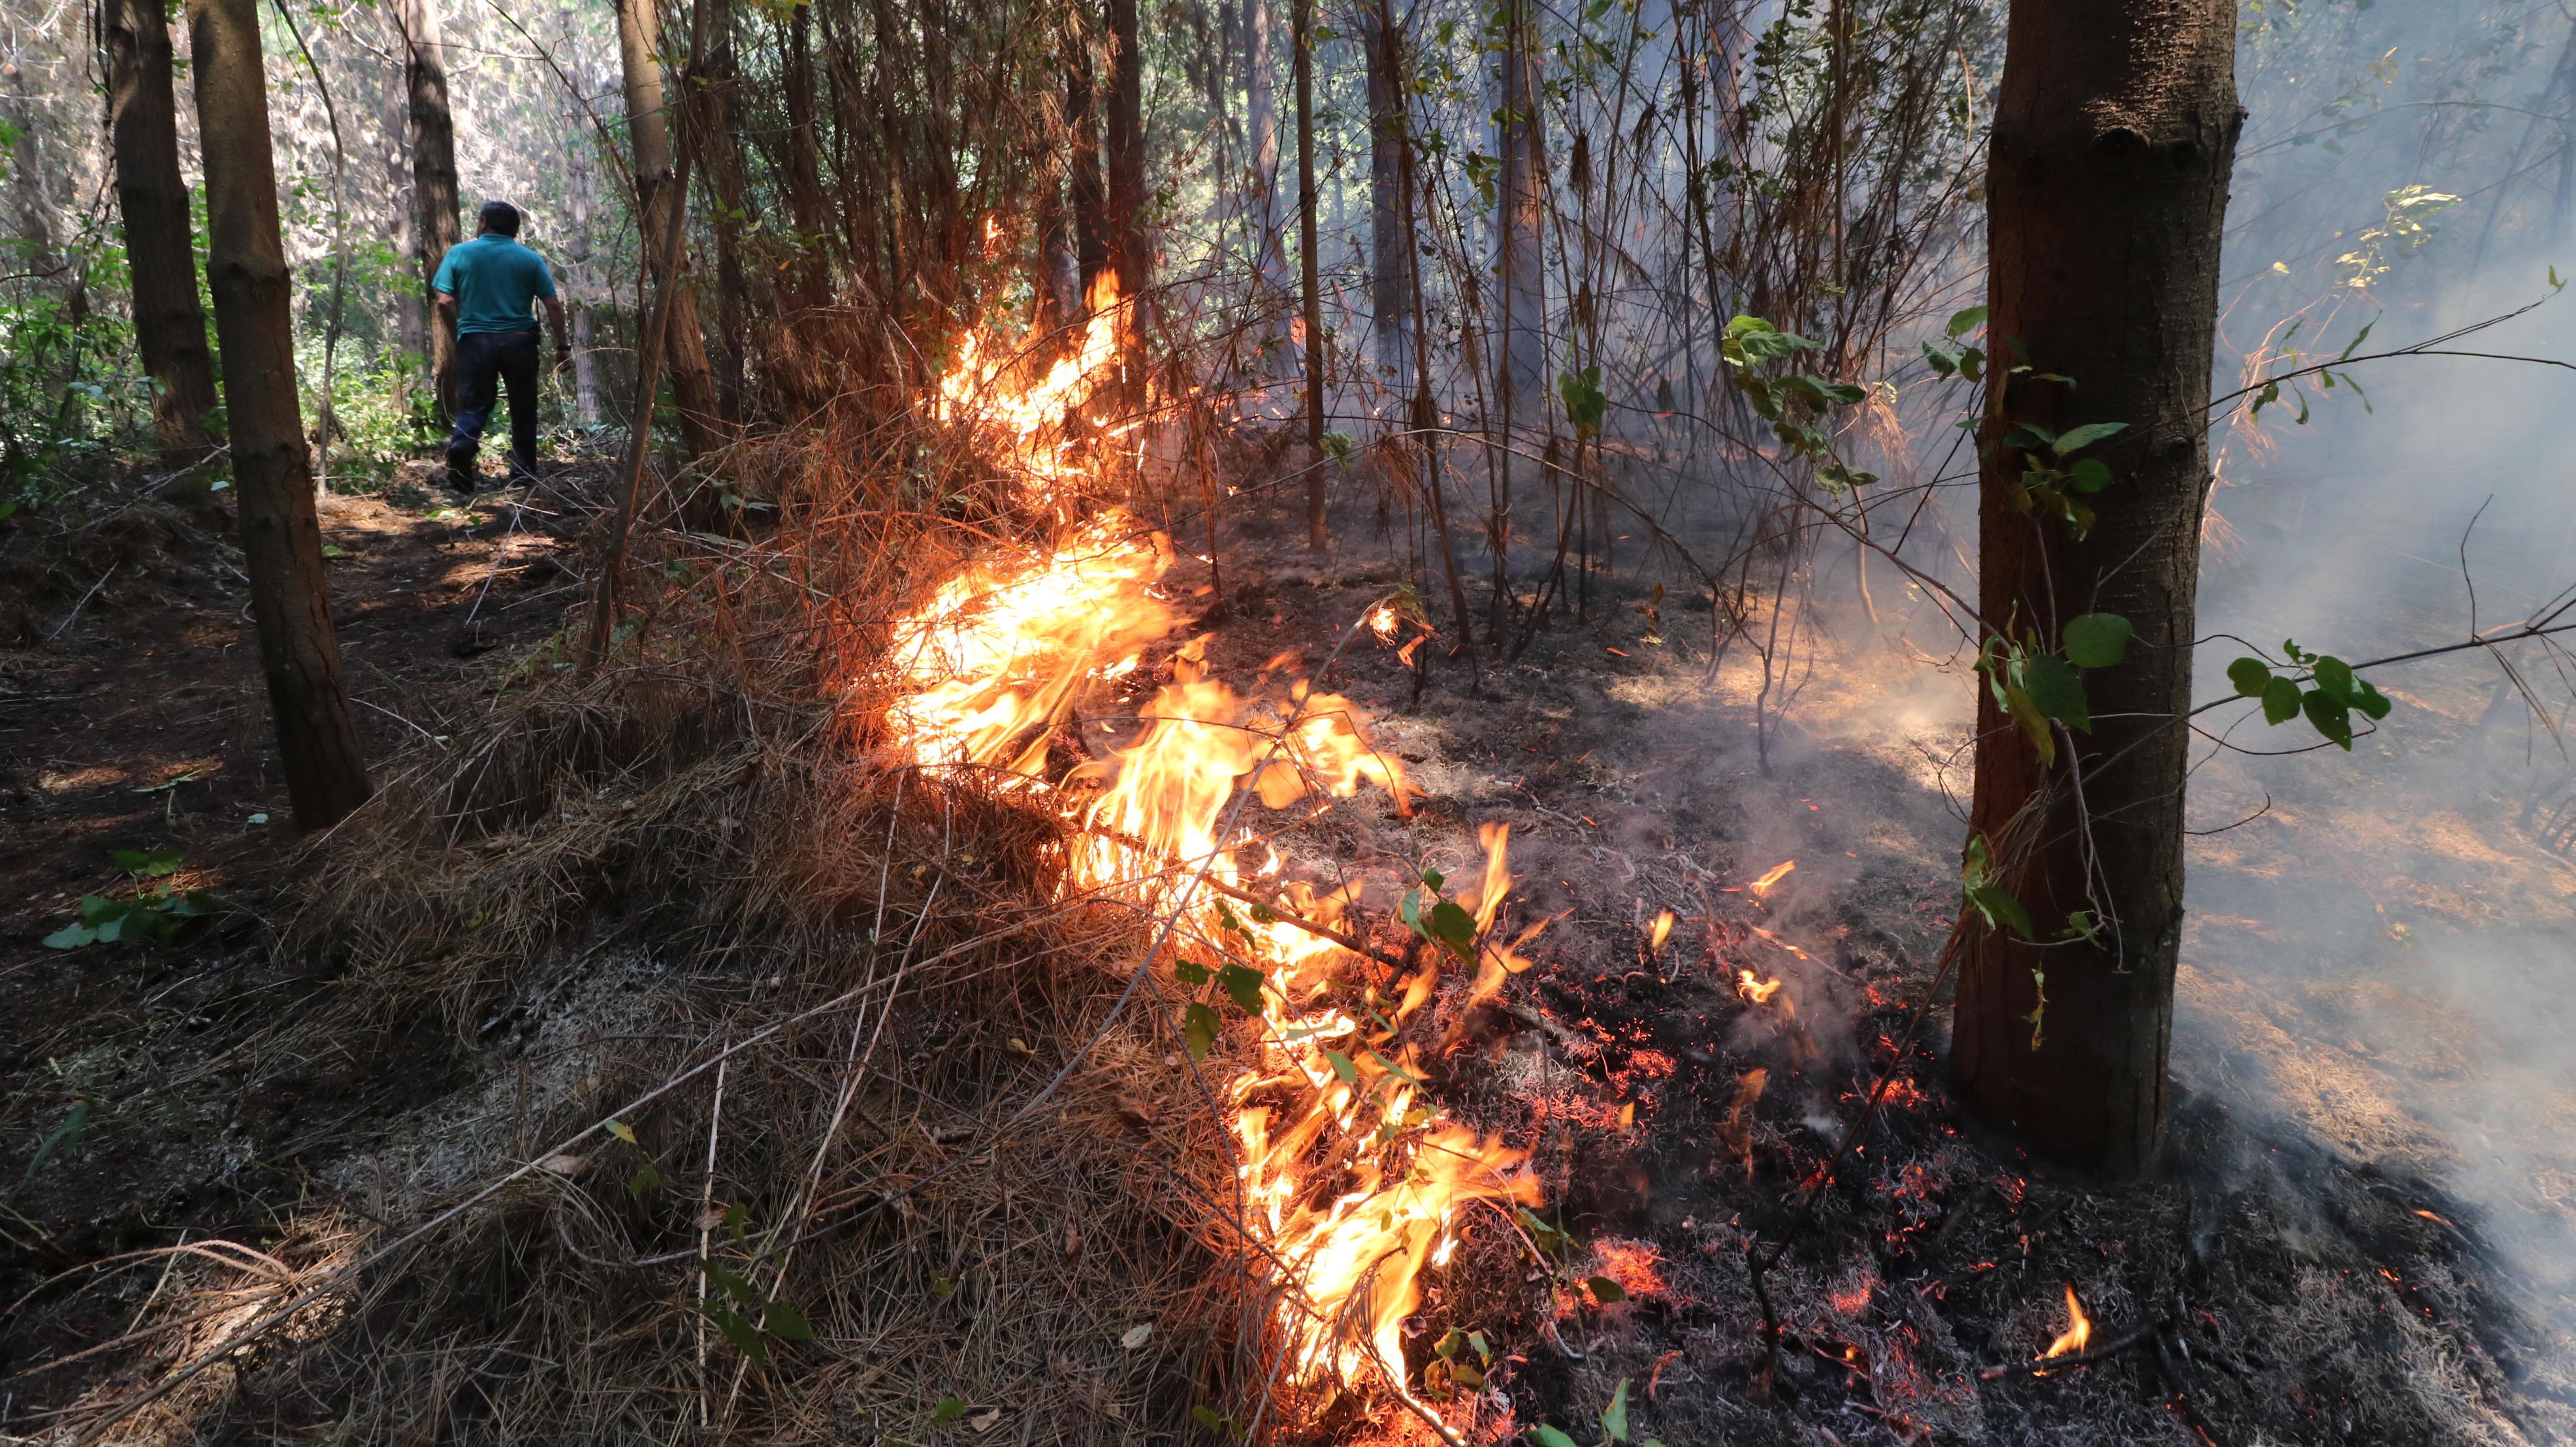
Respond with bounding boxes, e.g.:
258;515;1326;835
1244;0;1290;358
782;0;829;307
189;0;374;831
1492;0;1545;611
1364;1;1411;398
1292;0;1325;548
103;0;218;464
565;89;604;426
1103;0;1149;395
1067;19;1110;304
698;0;750;424
401;0;461;421
615;0;728;459
1952;0;2241;1177
377;24;423;401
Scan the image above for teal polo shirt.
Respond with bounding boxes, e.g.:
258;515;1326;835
432;234;558;336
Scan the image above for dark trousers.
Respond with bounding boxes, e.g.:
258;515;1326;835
447;327;541;481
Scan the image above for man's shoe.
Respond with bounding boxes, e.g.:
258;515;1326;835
443;443;479;494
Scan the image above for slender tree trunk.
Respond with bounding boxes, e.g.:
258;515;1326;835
1492;0;1545;605
565;99;604;426
782;1;829;307
376;26;423;402
1244;0;1290;360
1067;19;1110;305
615;0;727;459
1292;0;1325;548
401;0;461;421
189;0;373;831
1103;0;1150;401
698;0;750;424
1364;3;1411;397
1952;0;2241;1178
103;0;218;465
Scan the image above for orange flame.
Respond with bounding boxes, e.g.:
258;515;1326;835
884;315;1533;1422
2043;1282;2092;1360
1737;969;1784;1006
1648;909;1676;953
1748;859;1797;897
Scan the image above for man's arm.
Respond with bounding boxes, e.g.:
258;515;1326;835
543;296;570;362
433;289;457;331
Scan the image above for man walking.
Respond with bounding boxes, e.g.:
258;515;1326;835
432;200;570;490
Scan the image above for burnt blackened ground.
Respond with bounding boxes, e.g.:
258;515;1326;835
1190;515;2576;1446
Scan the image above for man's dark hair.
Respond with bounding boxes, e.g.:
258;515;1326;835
478;200;522;237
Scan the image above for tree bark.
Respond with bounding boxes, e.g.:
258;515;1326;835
376;22;423;398
1492;0;1544;599
400;0;461;420
1952;0;2241;1178
1067;18;1110;304
1364;2;1411;397
1243;0;1290;354
1103;0;1150;404
698;0;750;424
564;79;604;427
103;0;218;464
615;0;728;460
188;0;373;831
1292;0;1325;549
781;1;829;308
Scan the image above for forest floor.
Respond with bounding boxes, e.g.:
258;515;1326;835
1;457;2572;1446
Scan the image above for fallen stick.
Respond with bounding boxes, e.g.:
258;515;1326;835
1977;1320;2161;1379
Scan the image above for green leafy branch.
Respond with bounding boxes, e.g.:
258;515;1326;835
2225;642;2391;750
1528;1378;1666;1447
44;849;218;949
1973;611;2134;768
1719;315;1875;492
693;1199;816;1365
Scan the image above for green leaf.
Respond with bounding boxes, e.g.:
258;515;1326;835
1436;1327;1466;1360
1967;883;2034;941
762;1296;815;1341
933;1395;968;1426
1426;898;1479;962
1944;304;1988;338
95;913;127;944
1216;963;1267;1015
2063;614;2131;669
1174;960;1212;987
110;848;183;878
42;922;96;949
2262;676;2302;725
627;1158;664;1198
2050;421;2128;456
1183;1002;1221;1062
1558;366;1608;438
2353;678;2393;720
605;1119;638;1145
2227;658;2273;698
709;1302;768;1364
2022;653;2091;732
80;895;129;927
1586;1275;1626;1304
2064;456;2114;494
1322;1049;1359;1085
1193;1404;1234;1434
1421;867;1445;891
2310;655;2358;706
1530;1428;1580;1447
1600;1378;1631;1442
1248;902;1279;925
25;1100;88;1177
1514;1205;1564;1253
2002;681;2056;766
2302;690;2355;750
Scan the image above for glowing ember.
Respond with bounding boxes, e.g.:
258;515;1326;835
2043;1282;2093;1360
1737;969;1784;1005
886;316;1534;1422
1747;859;1797;896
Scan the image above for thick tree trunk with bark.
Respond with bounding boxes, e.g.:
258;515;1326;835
1492;0;1544;599
189;0;374;831
376;27;423;394
1243;0;1290;359
1364;2;1411;396
1952;0;2241;1178
615;0;727;459
103;0;218;464
402;0;461;419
